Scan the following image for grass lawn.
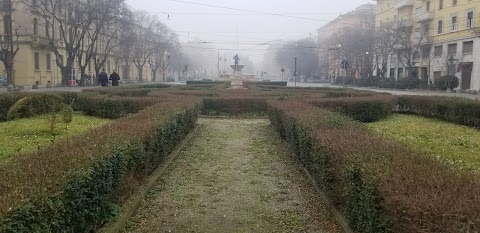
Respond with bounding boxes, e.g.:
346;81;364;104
0;112;111;161
368;114;480;170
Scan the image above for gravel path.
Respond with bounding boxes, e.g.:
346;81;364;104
123;118;341;233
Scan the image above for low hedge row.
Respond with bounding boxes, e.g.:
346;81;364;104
82;88;153;97
0;93;28;121
243;81;288;88
397;96;480;128
312;95;397;122
0;99;200;232
268;100;480;233
186;80;231;87
73;95;158;119
202;98;268;116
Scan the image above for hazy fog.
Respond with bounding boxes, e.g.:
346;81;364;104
125;0;375;75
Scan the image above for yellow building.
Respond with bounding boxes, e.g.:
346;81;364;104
0;0;158;87
375;0;480;91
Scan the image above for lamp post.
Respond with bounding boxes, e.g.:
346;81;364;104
294;57;297;87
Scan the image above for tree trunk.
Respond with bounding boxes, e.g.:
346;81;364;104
152;68;158;82
138;67;143;82
79;66;87;87
124;61;130;82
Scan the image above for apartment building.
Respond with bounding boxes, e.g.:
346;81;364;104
375;0;480;91
0;0;157;86
317;4;375;81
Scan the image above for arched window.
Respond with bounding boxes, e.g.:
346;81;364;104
413;51;420;60
33;18;38;35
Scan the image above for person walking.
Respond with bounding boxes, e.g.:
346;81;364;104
99;69;109;87
109;70;120;87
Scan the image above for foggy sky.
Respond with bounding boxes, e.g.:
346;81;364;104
125;0;375;71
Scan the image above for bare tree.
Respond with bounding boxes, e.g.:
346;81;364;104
379;20;430;79
0;0;19;86
22;0;124;85
131;12;156;82
77;0;126;86
148;22;179;82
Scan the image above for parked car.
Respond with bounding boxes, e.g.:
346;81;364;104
0;76;7;86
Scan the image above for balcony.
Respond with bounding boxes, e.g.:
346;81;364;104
416;12;435;22
31;36;50;48
394;0;415;9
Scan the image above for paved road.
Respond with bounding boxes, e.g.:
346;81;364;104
288;82;480;100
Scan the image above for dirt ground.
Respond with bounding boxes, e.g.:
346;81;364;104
123;118;342;233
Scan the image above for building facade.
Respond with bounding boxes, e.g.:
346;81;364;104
375;0;480;91
0;0;161;86
317;4;376;82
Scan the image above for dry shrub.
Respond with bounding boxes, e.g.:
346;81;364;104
0;95;200;215
268;99;480;233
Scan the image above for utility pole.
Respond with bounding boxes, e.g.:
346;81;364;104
294;57;297;87
217;49;220;79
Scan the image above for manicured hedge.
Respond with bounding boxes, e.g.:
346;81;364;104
82;88;152;97
243;81;288;88
186;80;231;87
72;95;158;119
0;98;200;232
0;93;27;121
202;98;268;116
312;95;397;122
0;93;79;122
268;100;480;233
397;96;480;128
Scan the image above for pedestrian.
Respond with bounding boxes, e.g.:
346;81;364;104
109;70;120;87
99;69;109;87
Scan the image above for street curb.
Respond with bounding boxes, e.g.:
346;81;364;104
99;124;202;233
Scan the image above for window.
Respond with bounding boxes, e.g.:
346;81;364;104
434;45;443;57
451;16;457;31
413;51;421;60
438;20;443;34
434;71;442;82
439;0;443;9
448;43;457;56
452;0;457;6
46;54;51;70
467;12;474;28
3;15;10;34
398;68;404;79
45;23;50;38
33;18;38;35
463;41;473;54
390;68;395;78
426;1;431;11
34;52;39;70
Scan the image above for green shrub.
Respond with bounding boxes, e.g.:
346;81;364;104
243;81;287;88
397;96;480;128
202;98;267;116
345;167;387;233
7;94;74;133
186;80;230;87
435;75;459;90
268;100;480;233
0;93;27;121
313;96;397;123
73;95;157;119
82;88;152;97
0;102;200;232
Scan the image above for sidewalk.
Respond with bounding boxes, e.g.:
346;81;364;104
288;82;480;100
124;118;341;233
